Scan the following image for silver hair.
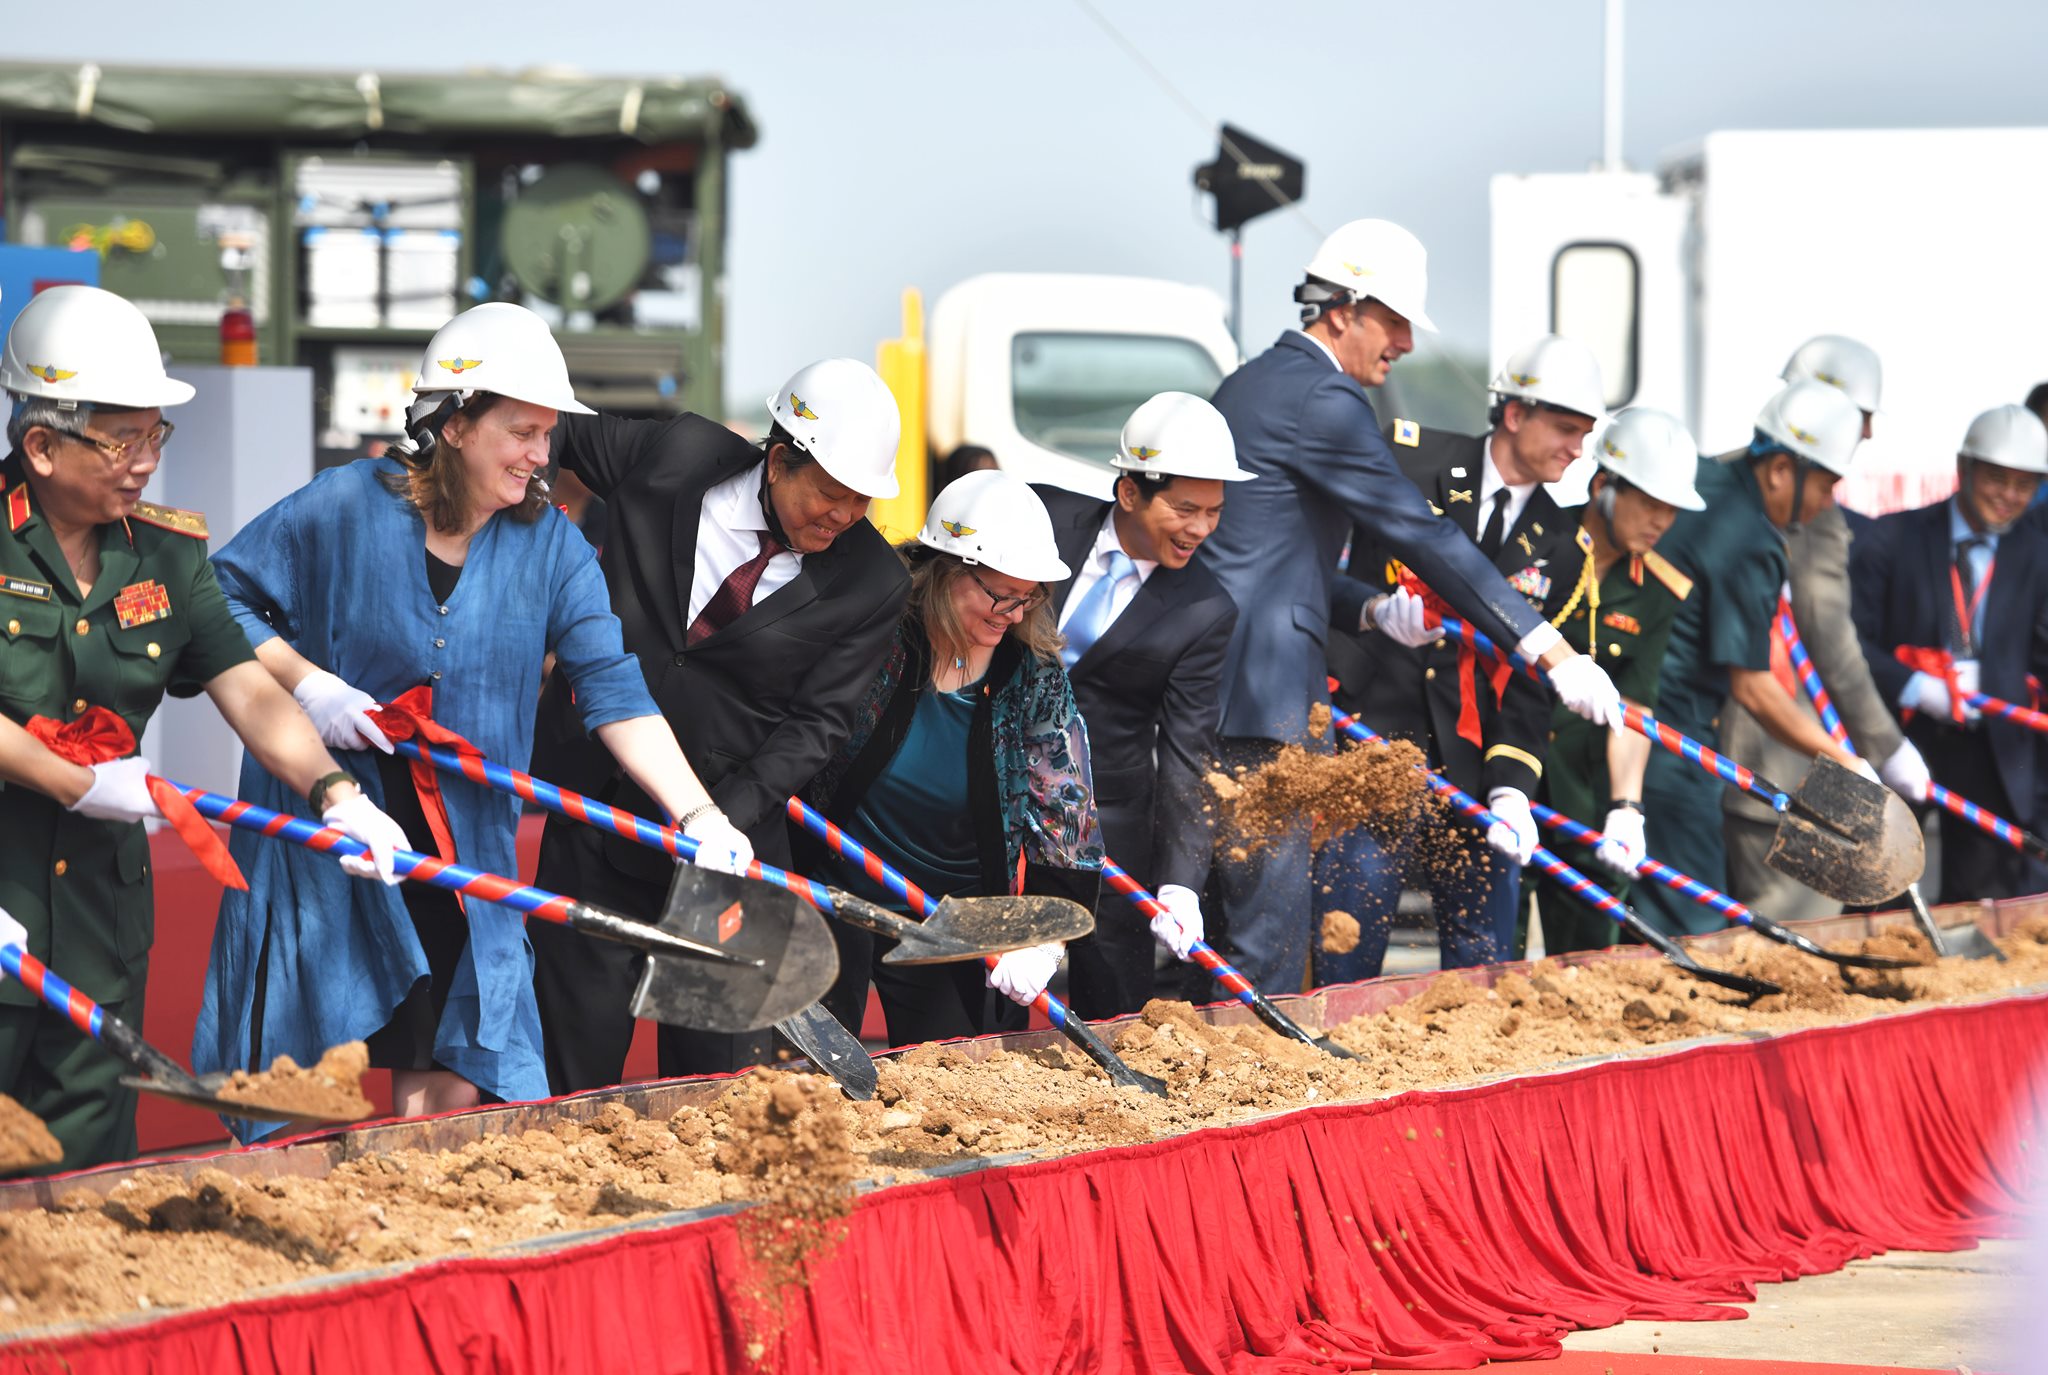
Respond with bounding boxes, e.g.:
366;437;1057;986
5;396;85;451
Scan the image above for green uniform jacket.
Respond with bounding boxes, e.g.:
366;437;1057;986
0;454;253;1006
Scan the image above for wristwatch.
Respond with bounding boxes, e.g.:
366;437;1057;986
308;770;357;814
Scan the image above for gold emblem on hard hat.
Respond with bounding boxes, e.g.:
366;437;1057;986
940;520;976;538
438;358;483;374
1129;446;1161;461
789;394;819;421
1814;371;1841;386
1509;372;1541;387
26;365;77;383
1602;437;1626;459
1341;261;1372;276
1789;425;1820;447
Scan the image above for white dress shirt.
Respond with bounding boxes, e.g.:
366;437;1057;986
1056;510;1158;633
1293;327;1342;372
688;461;803;625
1477;439;1539;546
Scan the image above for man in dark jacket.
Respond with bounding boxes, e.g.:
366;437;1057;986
529;359;911;1088
1035;391;1246;1015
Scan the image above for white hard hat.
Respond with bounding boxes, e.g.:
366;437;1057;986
917;469;1070;583
1958;404;2048;475
1753;380;1864;478
413;302;593;415
1112;391;1254;482
1781;334;1882;414
1;285;195;410
766;358;902;499
1491;334;1606;420
1591;407;1704;511
1298;218;1436;333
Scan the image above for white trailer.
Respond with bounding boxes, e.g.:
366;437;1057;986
1491;127;2048;514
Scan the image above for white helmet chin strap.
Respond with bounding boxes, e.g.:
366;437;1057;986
390;392;464;468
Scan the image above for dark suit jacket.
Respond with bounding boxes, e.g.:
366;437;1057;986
1035;485;1238;893
1849;497;2048;821
1329;426;1584;798
1200;332;1545;743
530;411;910;876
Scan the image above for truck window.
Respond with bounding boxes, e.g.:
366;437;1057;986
1012;333;1224;465
1550;243;1639;409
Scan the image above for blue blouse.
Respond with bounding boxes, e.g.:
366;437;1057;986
192;459;657;1124
846;683;982;914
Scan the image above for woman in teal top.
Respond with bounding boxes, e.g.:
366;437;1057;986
802;470;1103;1045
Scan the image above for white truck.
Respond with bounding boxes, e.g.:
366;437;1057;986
1490;127;2048;514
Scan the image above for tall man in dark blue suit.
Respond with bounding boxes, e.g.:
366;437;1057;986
1199;218;1624;989
1035;391;1248;1015
1852;404;2048;901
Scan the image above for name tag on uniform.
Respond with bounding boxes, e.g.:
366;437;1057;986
114;579;172;629
1603;611;1642;635
1;575;50;601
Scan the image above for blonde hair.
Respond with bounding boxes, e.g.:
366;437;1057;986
906;552;1063;675
378;393;548;534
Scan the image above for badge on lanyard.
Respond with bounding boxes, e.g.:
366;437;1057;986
114;579;172;629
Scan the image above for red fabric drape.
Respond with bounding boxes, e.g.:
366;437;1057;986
363;686;482;903
1893;645;1967;724
1396;571;1514;748
10;995;2045;1374
26;707;247;890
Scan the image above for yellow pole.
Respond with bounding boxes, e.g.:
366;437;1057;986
870;288;928;544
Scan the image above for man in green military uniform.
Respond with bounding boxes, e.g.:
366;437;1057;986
1635;380;1873;938
0;286;408;1172
1534;408;1703;953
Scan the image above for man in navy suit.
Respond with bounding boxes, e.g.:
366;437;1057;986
1198;218;1624;990
1035;392;1247;1015
1852;404;2048;901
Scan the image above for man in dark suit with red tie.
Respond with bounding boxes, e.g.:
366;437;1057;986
528;359;911;1088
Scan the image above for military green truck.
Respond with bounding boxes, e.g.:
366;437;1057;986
0;61;755;465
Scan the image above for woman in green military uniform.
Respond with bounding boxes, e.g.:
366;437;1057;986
1533;408;1704;954
0;286;409;1172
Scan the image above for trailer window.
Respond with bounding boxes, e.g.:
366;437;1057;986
1012;333;1223;465
1550;243;1639;409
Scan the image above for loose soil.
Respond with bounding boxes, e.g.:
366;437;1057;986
1320;910;1362;955
215;1042;373;1123
0;1098;60;1175
4;922;2046;1338
1208;735;1431;855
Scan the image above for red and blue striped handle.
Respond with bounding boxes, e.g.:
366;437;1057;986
0;941;105;1041
1098;863;1254;1000
390;738;843;912
1529;802;1762;930
1926;782;2048;861
1968;692;2048;734
1777;597;1853;749
1426;613;1791;811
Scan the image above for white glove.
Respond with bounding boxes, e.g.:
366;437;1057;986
69;757;163;823
1484;787;1540;865
1547;652;1624;731
1953;658;1982;699
1366;590;1445;647
0;905;26;951
1149;884;1205;960
986;941;1064;1006
1594;806;1646;877
683;808;755;877
1877;739;1932;805
323;791;411;885
292;669;393;754
1904;671;1980;725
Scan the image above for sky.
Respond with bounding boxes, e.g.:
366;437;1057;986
11;1;2048;415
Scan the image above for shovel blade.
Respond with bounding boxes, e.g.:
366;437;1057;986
632;867;839;1033
775;1003;878;1101
1765;755;1925;905
117;1073;364;1128
879;893;1096;966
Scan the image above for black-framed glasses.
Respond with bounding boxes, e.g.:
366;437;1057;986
968;568;1047;616
55;420;175;466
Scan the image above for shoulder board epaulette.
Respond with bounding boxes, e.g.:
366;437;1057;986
1392;418;1421;447
1641;549;1692;601
129;501;210;539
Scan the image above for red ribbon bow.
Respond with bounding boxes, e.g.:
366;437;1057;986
1397;571;1515;748
364;686;487;905
1892;645;1967;724
27;707;247;891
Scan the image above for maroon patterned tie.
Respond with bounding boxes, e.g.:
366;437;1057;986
687;532;788;646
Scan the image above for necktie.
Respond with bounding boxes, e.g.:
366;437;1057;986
1954;536;1988;653
1061;550;1136;669
688;532;788;647
1478;489;1511;559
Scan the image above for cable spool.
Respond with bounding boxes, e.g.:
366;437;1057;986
499;163;650;312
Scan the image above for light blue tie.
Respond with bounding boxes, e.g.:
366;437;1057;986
1061;550;1136;668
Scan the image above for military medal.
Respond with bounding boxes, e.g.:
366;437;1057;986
114;579;172;629
1603;611;1642;635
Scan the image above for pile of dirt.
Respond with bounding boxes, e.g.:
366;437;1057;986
0;1097;60;1175
1208;735;1430;857
2;923;2045;1337
215;1042;372;1122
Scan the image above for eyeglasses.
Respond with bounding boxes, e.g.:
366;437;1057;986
55;420;175;466
968;568;1047;616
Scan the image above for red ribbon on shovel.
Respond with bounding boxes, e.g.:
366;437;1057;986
1892;645;1968;725
365;686;487;904
27;707;247;890
1397;569;1514;748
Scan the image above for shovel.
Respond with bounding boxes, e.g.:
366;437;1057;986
1529;802;1915;970
787;797;1171;1097
1417;611;1924;906
1331;711;1782;999
0;940;359;1128
1099;860;1357;1058
165;779;844;1033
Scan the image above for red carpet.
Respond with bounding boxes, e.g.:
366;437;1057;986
14;989;2044;1374
1434;1356;1960;1374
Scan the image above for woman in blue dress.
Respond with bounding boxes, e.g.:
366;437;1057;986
801;470;1104;1044
195;304;753;1133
